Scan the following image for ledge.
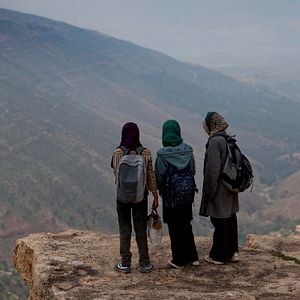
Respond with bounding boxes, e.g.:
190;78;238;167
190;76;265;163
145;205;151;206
14;230;300;299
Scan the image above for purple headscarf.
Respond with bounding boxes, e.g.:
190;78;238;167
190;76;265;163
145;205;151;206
119;122;142;150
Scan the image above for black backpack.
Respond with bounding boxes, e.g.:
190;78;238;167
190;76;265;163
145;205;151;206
214;134;254;193
162;162;198;208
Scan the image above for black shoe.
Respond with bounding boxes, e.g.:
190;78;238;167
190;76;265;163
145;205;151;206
139;263;153;273
114;263;131;273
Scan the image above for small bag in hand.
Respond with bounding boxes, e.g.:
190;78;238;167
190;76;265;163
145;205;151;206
147;208;163;246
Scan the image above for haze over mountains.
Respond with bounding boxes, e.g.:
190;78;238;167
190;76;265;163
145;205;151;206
0;8;300;298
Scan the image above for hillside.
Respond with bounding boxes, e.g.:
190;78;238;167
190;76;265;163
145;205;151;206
255;170;300;225
0;8;300;298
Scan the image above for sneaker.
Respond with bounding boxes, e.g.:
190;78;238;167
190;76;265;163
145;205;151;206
204;255;225;265
168;260;184;269
114;263;131;273
139;263;153;273
228;252;240;262
190;260;200;266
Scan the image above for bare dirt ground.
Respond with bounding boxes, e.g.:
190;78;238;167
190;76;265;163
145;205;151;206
14;230;300;299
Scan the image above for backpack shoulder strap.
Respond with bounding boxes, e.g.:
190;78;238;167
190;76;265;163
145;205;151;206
206;132;227;149
120;146;145;155
208;133;238;147
164;161;178;175
135;146;145;155
120;146;130;155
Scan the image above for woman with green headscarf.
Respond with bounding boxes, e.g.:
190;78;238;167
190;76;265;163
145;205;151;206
155;120;199;268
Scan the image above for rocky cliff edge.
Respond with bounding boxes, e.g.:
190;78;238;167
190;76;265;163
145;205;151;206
13;230;300;299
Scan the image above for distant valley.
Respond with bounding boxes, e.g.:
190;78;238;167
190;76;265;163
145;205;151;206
216;64;300;103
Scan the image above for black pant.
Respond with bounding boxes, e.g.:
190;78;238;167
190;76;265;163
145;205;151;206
117;200;149;266
209;213;238;262
167;219;199;266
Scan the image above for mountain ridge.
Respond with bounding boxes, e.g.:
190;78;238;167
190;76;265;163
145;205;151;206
0;5;299;242
0;7;299;232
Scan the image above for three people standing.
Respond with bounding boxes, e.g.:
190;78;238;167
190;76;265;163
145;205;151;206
112;114;240;272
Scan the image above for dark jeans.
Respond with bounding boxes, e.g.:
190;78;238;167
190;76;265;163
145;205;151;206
209;213;238;262
167;219;199;266
117;199;149;266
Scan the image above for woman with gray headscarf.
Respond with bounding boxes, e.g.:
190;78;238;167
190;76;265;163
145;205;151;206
200;112;239;264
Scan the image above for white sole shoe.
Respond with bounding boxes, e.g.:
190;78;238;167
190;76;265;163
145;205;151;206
168;260;184;269
229;252;240;262
204;255;225;265
190;260;200;266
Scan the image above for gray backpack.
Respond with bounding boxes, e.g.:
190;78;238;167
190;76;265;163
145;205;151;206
116;146;147;203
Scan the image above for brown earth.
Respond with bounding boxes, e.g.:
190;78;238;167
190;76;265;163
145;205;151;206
13;230;300;299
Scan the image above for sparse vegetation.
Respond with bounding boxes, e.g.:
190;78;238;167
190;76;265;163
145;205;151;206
271;250;300;264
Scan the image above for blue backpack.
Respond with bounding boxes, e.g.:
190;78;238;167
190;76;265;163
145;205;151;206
162;162;198;208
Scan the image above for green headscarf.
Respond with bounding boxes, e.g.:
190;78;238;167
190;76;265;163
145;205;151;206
162;120;183;147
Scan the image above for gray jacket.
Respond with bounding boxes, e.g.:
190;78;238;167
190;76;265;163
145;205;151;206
199;132;239;218
155;142;195;192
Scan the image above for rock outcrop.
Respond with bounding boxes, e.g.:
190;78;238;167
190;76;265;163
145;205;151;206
14;230;300;299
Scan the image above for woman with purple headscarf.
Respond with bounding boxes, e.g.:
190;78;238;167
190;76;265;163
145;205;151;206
111;122;158;274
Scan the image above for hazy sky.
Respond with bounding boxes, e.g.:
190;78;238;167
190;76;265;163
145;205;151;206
1;0;300;70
